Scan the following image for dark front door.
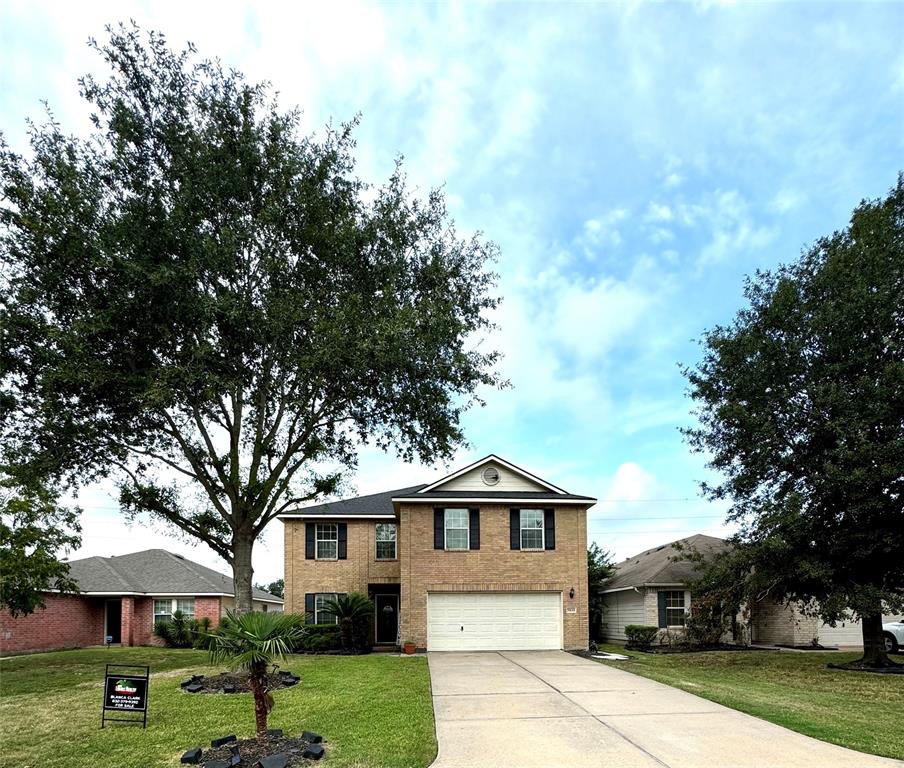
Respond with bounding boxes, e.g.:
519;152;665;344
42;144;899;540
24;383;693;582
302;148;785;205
106;599;122;643
375;594;399;644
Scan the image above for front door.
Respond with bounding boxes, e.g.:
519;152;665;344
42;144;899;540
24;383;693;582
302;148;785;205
375;594;399;644
105;599;122;644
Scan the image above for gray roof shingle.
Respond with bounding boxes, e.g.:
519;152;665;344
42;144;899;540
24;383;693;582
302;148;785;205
65;549;282;602
603;534;730;591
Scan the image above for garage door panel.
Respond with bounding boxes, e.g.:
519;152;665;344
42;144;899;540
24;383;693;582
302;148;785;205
427;592;562;651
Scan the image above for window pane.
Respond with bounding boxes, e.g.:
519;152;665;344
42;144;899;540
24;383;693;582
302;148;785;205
176;599;195;617
315;593;339;625
316;523;338;540
520;509;544;529
376;540;396;560
445;528;469;550
444;508;468;527
317;540;338;559
376;523;396;542
521;528;543;549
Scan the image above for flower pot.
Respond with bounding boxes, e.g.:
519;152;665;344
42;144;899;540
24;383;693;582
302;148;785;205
403;642;416;655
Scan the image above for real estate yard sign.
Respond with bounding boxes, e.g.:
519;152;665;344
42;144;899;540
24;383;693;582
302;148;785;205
101;665;149;728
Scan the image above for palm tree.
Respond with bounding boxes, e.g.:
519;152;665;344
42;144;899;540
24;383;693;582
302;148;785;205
208;611;304;737
323;593;374;651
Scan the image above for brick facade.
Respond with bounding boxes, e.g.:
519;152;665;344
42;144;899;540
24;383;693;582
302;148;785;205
0;594;105;654
399;503;589;650
283;520;401;612
0;593;225;654
284;502;590;651
750;598;819;646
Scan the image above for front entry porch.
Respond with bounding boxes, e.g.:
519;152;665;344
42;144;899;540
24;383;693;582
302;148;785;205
369;583;400;648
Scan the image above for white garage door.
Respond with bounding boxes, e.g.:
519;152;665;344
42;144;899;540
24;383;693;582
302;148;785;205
427;592;562;651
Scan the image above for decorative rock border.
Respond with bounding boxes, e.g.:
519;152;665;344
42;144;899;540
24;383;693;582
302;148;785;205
182;731;324;766
180;671;300;694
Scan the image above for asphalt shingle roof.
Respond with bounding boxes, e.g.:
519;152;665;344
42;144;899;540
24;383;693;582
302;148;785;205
65;549;282;602
603;534;730;591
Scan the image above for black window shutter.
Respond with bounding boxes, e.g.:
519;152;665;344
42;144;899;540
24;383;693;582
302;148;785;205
434;509;445;549
304;593;315;624
544;509;556;550
510;509;521;550
305;523;315;559
658;591;668;628
469;509;480;550
338;523;348;559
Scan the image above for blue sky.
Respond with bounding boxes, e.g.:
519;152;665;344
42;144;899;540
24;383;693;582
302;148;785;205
2;1;902;582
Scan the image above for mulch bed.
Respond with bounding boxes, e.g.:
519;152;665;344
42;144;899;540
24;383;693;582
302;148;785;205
202;734;319;766
827;662;904;675
182;671;299;694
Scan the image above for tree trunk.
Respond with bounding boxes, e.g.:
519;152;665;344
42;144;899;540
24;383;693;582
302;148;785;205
858;611;895;668
248;664;269;737
232;532;255;614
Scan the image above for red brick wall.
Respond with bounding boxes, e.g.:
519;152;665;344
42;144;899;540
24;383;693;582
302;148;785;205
0;594;105;654
195;597;221;626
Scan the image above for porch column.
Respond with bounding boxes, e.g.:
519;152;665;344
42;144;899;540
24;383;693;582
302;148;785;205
121;596;135;647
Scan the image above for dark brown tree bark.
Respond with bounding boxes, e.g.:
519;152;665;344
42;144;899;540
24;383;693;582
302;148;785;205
857;612;897;668
248;663;270;737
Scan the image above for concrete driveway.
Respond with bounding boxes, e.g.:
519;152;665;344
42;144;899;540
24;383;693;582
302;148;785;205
428;650;903;768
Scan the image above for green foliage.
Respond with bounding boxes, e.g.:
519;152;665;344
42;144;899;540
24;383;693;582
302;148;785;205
624;625;659;648
153;610;198;649
0;480;81;616
296;623;343;653
192;616;215;650
0;23;502;612
208;610;305;736
683;594;731;647
682;175;904;665
587;543;615;641
323;592;374;652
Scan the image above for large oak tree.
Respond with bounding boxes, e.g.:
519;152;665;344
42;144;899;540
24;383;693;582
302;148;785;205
0;25;501;612
683;176;904;668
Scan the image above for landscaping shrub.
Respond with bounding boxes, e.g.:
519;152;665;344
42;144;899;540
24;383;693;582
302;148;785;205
625;624;659;648
684;594;731;647
154;610;198;648
192;616;215;650
296;623;342;652
323;593;374;653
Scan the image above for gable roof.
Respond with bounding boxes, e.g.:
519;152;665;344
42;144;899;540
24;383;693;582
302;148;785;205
277;457;596;520
419;454;567;494
602;534;730;592
64;549;283;603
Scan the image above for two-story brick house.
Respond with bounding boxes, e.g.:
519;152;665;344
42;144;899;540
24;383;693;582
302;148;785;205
280;455;596;651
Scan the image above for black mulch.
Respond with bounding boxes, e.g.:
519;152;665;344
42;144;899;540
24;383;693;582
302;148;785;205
182;671;299;694
202;735;319;766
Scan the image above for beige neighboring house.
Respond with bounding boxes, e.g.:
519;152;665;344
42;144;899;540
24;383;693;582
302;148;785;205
600;534;735;642
601;534;896;649
279;455;596;651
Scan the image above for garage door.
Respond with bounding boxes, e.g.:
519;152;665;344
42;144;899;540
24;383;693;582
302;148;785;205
427;592;562;651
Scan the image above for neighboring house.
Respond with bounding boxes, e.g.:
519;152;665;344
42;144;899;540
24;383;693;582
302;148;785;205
600;534;895;648
600;534;731;642
0;549;283;654
280;455;596;651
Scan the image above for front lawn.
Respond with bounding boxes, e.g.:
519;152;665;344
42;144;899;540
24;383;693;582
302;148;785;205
0;647;436;768
594;644;904;760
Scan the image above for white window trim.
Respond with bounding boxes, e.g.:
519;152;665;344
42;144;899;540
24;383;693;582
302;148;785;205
520;509;545;551
152;597;195;627
444;508;470;551
375;523;397;561
314;592;339;624
665;590;687;628
315;523;339;561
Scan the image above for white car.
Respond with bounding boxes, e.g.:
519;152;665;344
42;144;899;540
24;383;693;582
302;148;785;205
884;619;904;653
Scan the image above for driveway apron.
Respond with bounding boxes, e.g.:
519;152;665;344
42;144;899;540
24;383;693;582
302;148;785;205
428;650;903;768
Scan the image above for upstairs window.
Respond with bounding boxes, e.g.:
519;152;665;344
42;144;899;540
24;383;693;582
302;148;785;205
376;523;397;560
520;509;545;550
444;508;470;550
316;523;338;560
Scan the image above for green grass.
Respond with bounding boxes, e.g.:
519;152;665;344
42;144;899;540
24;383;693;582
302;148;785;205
594;643;904;760
0;647;436;768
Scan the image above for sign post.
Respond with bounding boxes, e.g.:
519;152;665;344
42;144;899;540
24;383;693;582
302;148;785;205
101;664;150;728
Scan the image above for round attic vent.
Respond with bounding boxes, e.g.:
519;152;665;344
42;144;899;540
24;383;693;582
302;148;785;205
482;466;500;486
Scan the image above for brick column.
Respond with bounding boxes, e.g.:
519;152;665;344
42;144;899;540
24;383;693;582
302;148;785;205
121;597;135;647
